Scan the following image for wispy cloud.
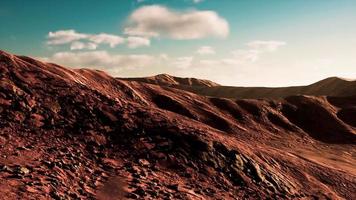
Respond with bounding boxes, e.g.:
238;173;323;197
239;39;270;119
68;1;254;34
193;0;204;3
198;40;286;67
247;40;286;52
127;36;150;48
173;57;194;69
227;40;286;64
47;30;88;45
70;41;97;50
43;51;155;71
230;49;260;62
47;30;151;50
124;5;229;39
47;30;125;49
197;46;215;55
89;33;125;47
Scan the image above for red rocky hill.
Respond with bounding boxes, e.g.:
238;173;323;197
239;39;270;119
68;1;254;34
128;75;356;99
0;50;355;199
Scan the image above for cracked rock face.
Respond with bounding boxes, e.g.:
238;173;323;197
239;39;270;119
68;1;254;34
0;50;355;200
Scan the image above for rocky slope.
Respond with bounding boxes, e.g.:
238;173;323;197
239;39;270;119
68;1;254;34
0;50;355;200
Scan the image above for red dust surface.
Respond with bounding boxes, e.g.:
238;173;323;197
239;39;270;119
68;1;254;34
0;50;355;199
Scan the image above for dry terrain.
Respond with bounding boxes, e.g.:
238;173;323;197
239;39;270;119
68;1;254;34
0;50;355;199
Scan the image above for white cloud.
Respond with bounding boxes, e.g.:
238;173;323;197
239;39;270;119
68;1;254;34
46;51;154;70
247;40;286;52
198;40;286;67
88;33;124;47
127;36;150;48
173;57;194;69
199;59;219;66
226;40;286;64
70;41;98;50
199;50;260;67
47;30;124;49
197;46;215;55
47;30;87;45
124;5;229;39
231;49;260;62
159;53;169;60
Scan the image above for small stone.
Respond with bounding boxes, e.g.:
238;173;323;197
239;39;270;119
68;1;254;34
69;192;79;199
19;167;30;175
132;178;140;184
24;186;38;193
0;165;12;172
147;189;158;197
29;113;45;127
132;173;141;179
138;159;150;167
133;187;146;196
16;146;28;151
167;184;179;191
126;193;139;199
43;160;56;168
50;191;63;200
25;145;34;149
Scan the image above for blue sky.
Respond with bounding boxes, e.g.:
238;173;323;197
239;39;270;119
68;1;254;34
1;0;356;86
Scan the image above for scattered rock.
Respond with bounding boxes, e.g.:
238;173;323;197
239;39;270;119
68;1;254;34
167;184;179;191
133;187;146;196
0;165;12;172
138;159;150;167
17;166;30;175
29;113;45;127
126;193;139;199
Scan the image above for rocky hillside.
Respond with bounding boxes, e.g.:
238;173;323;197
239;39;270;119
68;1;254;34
0;50;355;200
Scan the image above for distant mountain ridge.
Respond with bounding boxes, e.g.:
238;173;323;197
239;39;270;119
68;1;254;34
120;73;220;87
123;74;356;99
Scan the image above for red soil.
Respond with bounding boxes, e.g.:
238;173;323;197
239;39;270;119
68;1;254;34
0;50;355;200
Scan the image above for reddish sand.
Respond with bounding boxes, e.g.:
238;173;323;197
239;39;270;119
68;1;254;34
0;50;355;200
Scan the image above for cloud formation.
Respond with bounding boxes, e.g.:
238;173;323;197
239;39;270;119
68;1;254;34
127;36;151;48
44;51;154;70
198;40;286;67
197;46;215;55
228;40;286;63
89;33;125;47
70;41;97;50
230;49;260;62
247;40;286;52
173;57;194;69
124;5;229;39
47;30;125;49
48;30;87;45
